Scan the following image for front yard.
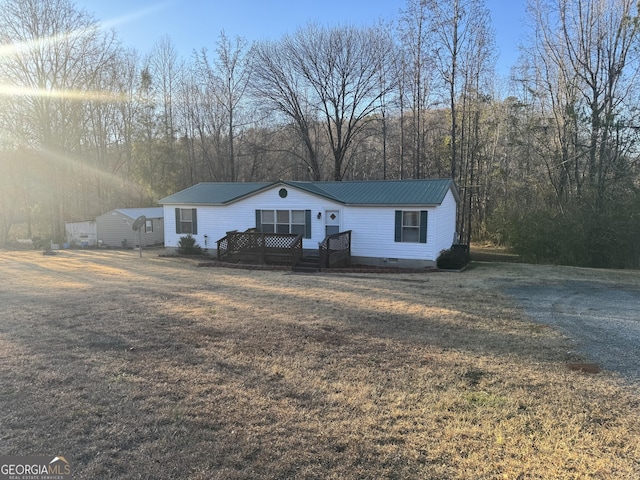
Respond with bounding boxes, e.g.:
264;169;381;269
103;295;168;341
0;250;638;479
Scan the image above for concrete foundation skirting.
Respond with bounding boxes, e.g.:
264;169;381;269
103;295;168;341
350;256;436;269
165;247;439;271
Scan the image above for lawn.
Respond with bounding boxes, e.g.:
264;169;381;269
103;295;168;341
0;250;638;479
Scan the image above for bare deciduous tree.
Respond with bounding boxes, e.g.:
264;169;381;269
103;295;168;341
292;24;398;180
197;32;253;181
523;0;640;209
0;0;120;240
252;24;397;181
426;0;495;244
398;0;434;179
251;36;325;180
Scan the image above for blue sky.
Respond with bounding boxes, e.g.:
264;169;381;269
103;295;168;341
77;0;527;76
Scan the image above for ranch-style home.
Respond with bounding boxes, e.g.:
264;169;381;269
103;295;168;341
158;179;459;269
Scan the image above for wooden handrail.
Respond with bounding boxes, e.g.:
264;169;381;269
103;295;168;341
319;230;352;269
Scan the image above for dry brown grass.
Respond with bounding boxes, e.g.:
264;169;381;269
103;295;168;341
0;250;639;479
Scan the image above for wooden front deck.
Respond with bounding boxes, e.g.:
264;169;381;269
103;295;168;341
216;229;352;271
217;230;303;266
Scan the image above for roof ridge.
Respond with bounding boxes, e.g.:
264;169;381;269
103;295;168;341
159;178;456;206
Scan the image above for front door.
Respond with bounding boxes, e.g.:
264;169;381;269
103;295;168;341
325;210;340;236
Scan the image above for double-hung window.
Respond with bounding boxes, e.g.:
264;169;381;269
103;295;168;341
394;210;427;243
256;210;310;238
175;208;198;234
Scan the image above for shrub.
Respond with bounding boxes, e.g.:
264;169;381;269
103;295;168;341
177;235;203;255
437;244;470;270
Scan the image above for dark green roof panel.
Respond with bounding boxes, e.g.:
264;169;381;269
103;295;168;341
293;179;455;205
158;179;457;206
159;182;271;205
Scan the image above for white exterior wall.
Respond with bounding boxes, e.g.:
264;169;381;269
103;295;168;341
432;189;458;254
164;186;342;250
341;206;438;262
164;184;458;265
65;221;97;246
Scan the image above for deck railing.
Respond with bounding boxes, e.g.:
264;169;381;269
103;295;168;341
319;230;352;269
217;230;303;265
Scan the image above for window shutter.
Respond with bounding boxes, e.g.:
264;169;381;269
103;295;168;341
394;211;402;242
255;210;262;232
175;208;181;234
305;210;311;238
191;208;198;235
419;211;428;243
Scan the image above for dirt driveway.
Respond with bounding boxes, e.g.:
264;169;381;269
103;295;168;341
506;279;640;383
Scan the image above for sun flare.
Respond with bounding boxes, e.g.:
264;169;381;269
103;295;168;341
0;84;126;102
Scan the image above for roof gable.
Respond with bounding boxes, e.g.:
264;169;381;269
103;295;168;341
158;179;457;206
158;182;271;205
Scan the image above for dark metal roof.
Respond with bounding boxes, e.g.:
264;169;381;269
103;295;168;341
158;182;271;205
158;179;457;206
111;207;164;219
289;179;457;205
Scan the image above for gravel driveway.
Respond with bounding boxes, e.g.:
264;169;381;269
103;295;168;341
506;280;640;384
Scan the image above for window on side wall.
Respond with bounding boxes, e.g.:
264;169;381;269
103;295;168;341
175;208;197;234
394;210;427;243
145;219;153;233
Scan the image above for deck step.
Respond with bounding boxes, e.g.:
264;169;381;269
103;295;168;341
293;255;320;273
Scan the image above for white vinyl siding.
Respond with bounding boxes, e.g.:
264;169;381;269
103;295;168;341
162;184;457;263
163;187;337;249
433;189;458;252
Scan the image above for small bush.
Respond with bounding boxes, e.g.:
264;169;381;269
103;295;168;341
437;245;470;270
32;237;49;250
177;235;203;255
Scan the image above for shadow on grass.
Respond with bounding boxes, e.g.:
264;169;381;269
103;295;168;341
1;253;637;479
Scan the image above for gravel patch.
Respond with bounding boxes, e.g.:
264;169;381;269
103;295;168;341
507;280;640;383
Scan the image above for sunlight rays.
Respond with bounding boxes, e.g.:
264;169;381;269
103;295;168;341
0;3;170;201
95;2;173;33
0;25;94;59
0;2;171;58
34;146;163;202
0;84;127;102
0;2;171;102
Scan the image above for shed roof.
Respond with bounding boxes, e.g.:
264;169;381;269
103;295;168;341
112;207;164;219
158;179;458;206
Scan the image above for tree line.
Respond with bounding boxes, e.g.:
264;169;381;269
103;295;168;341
1;0;639;268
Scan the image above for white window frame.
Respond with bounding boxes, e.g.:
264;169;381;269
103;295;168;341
179;209;193;234
401;211;420;243
260;210;305;236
